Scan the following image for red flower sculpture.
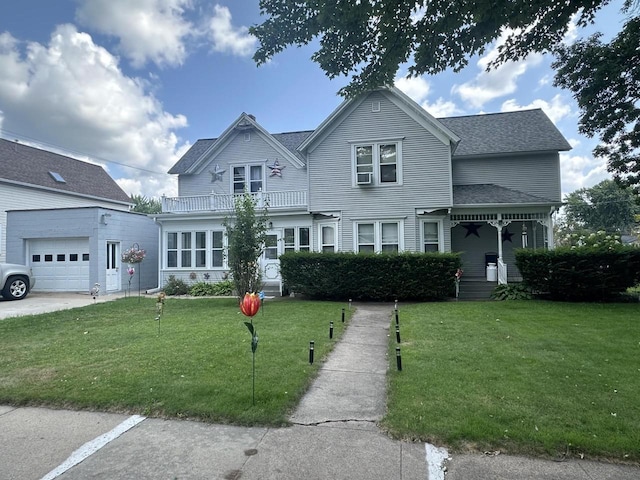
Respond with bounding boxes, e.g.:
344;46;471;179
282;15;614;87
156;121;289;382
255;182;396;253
240;292;261;317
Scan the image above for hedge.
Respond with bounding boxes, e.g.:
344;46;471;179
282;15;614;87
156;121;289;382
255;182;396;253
279;251;462;301
515;247;640;301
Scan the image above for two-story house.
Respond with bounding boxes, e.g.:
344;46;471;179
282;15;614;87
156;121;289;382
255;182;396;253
155;87;571;295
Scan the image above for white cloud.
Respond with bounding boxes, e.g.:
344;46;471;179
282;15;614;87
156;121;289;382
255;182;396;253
451;30;543;108
0;26;186;197
75;0;192;68
500;94;572;123
208;5;257;56
560;152;610;197
395;76;462;117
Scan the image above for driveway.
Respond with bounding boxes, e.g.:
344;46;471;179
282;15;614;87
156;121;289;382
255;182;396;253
0;291;129;320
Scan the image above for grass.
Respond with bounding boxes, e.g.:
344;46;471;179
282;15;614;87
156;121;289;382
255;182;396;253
381;301;640;463
0;297;349;425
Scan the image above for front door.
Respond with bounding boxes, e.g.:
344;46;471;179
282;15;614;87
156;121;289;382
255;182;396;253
106;242;120;291
261;233;281;284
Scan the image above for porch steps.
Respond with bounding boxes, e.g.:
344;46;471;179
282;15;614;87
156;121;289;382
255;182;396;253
261;283;282;298
457;277;497;300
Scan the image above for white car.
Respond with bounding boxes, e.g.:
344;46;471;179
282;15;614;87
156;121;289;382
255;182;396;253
0;263;35;300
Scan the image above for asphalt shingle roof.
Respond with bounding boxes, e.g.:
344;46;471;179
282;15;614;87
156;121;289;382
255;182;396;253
453;184;556;205
439;109;572;157
169;131;314;175
0;138;132;204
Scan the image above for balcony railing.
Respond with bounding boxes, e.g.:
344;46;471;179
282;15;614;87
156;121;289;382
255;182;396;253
162;190;308;213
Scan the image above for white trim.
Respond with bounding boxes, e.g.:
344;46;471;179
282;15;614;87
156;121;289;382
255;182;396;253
351;141;403;187
420;218;445;253
353;219;405;253
317;221;339;252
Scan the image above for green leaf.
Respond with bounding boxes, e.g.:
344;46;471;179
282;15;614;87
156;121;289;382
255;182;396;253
244;322;254;335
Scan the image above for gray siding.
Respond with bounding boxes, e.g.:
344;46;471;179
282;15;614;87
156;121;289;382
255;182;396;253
308;91;453;252
178;131;307;196
6;207;159;292
452;153;561;202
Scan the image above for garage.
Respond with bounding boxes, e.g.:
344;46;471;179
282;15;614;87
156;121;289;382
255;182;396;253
28;237;90;291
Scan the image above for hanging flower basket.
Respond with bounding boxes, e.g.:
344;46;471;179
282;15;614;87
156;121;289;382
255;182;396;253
122;246;146;264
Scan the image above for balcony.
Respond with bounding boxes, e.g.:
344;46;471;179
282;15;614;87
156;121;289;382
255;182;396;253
161;190;308;213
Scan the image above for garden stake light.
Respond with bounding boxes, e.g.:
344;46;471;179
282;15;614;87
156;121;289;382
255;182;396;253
240;293;260;405
309;341;314;364
341;308;345;323
396;324;401;343
329;321;334;339
395;308;399;326
396;347;402;371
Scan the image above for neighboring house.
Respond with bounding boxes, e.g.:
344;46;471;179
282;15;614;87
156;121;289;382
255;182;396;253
155;87;571;294
1;138;159;293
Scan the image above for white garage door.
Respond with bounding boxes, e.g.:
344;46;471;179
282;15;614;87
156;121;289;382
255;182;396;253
29;238;90;292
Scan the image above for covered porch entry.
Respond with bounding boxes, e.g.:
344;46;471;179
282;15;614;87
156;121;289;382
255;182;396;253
450;211;554;286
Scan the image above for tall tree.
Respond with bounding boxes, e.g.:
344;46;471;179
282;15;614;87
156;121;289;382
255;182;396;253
251;0;633;98
563;179;638;234
251;0;639;187
223;193;269;299
553;17;640;192
130;194;162;214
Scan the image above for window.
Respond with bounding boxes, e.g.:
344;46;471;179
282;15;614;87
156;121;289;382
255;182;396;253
168;230;227;269
195;232;207;267
32;255;41;262
284;227;311;253
233;164;263;193
167;232;178;267
352;141;401;186
212;231;224;267
70;254;78;261
181;232;192;268
355;221;402;253
264;234;278;260
320;224;337;252
57;254;65;261
422;221;442;252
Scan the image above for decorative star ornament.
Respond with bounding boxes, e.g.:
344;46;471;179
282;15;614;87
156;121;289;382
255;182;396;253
462;222;482;238
502;228;514;243
267;160;286;177
209;164;226;183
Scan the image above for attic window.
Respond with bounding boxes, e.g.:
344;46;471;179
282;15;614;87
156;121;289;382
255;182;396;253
372;101;381;112
244;132;251;142
49;171;66;183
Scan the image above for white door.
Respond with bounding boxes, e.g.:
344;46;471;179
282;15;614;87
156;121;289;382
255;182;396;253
261;233;281;283
28;238;90;291
106;242;120;291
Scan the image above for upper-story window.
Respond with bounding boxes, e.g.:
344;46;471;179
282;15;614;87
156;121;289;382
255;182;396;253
353;141;401;186
233;164;263;193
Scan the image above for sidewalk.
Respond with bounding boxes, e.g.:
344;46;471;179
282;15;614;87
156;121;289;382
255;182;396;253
1;302;639;479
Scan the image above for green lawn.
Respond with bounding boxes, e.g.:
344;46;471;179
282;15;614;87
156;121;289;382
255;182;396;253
382;301;640;462
0;297;349;425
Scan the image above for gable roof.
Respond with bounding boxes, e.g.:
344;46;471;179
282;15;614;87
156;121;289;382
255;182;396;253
440;109;572;157
0;138;132;204
171;113;307;175
297;87;461;154
453;184;557;206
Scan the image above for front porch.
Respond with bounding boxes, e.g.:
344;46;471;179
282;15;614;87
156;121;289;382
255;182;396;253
451;211;554;285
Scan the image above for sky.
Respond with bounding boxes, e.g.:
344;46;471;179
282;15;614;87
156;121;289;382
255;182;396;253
0;0;631;200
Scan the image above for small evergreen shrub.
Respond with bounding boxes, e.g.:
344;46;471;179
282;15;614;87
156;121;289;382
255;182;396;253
189;280;234;296
163;275;189;296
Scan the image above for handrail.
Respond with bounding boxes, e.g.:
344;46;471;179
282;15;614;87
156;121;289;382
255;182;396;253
162;190;308;213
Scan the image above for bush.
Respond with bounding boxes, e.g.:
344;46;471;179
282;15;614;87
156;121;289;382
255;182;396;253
280;251;461;301
163;275;189;296
515;246;640;301
189;280;234;297
491;283;533;300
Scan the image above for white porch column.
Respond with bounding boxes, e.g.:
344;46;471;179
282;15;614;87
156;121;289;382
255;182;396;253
547;214;555;249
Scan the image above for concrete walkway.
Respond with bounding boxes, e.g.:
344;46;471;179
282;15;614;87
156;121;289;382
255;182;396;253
1;301;639;479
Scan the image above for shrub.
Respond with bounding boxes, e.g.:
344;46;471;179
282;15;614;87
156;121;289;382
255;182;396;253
515;246;640;301
189;280;234;297
163;275;189;296
280;251;461;301
491;283;533;300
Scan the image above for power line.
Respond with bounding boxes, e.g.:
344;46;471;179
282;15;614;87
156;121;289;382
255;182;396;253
0;127;170;176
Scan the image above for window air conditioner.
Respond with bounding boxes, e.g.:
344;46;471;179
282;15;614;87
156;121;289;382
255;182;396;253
356;172;372;185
